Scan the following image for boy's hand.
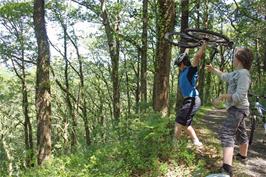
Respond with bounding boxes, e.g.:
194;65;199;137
206;64;215;72
212;94;232;107
212;97;222;107
219;94;232;101
198;41;207;56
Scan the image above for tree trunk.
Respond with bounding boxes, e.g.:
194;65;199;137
63;26;77;149
255;39;261;85
59;23;90;146
196;0;200;28
198;0;208;103
176;0;189;110
218;47;225;94
10;30;34;167
136;50;141;113
153;0;176;116
123;51;131;115
77;45;91;146
264;44;266;72
140;0;148;111
1;137;13;176
180;0;189;37
100;0;120;122
33;0;52;165
22;67;34;167
262;16;266;72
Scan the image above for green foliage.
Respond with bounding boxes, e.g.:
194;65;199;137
120;112;173;175
0;71;34;176
21;110;209;176
22;145;131;177
1;0;266;176
0;1;32;20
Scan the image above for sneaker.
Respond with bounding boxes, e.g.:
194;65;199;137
220;167;232;177
234;153;248;165
193;140;203;147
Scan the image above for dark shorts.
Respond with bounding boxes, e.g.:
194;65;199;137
219;106;249;147
175;96;201;126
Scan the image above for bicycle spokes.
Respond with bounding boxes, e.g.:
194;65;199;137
165;29;233;49
164;32;201;48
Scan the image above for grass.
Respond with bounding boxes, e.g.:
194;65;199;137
20;106;249;177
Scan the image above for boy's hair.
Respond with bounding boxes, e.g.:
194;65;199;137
182;56;191;66
235;48;253;70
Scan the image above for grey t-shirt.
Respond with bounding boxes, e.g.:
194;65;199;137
219;69;251;110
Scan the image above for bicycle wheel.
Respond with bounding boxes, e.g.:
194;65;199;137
249;115;256;145
184;29;233;48
164;32;201;48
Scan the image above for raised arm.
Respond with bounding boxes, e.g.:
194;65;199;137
206;64;224;77
191;41;207;67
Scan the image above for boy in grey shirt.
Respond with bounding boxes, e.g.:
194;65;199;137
207;48;253;177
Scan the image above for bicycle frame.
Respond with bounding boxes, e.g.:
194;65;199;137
254;99;266;132
248;94;266;145
255;101;266;117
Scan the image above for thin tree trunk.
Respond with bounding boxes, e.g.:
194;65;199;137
33;0;52;165
264;15;266;71
176;0;189;110
196;0;200;28
198;0;208;103
1;137;13;176
78;46;90;146
255;39;261;84
63;25;77;149
123;51;131;115
10;31;34;167
136;50;141;113
100;0;120;122
140;0;148;111
218;46;225;94
64;25;91;145
22;67;34;167
153;0;176;116
264;43;266;72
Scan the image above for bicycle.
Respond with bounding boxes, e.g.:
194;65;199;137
165;29;233;65
164;28;234;49
247;93;266;145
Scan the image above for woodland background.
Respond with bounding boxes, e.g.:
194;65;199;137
0;0;265;176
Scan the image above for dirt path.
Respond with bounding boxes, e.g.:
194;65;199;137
198;108;266;177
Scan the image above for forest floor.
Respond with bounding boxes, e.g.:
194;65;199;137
195;108;266;177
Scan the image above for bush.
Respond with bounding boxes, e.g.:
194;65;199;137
21;109;210;176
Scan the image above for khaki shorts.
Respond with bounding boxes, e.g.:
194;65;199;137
219;106;249;147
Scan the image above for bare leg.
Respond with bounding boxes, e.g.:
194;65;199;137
186;125;200;143
239;143;248;156
174;123;183;139
223;147;234;165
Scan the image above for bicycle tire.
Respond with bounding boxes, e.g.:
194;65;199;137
164;32;201;48
249;115;256;145
184;29;233;48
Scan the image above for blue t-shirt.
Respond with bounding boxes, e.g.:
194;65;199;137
179;66;199;97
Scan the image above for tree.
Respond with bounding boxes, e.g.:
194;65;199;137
153;0;176;116
100;0;121;122
33;0;52;165
0;1;35;167
176;0;189;110
140;0;148;110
